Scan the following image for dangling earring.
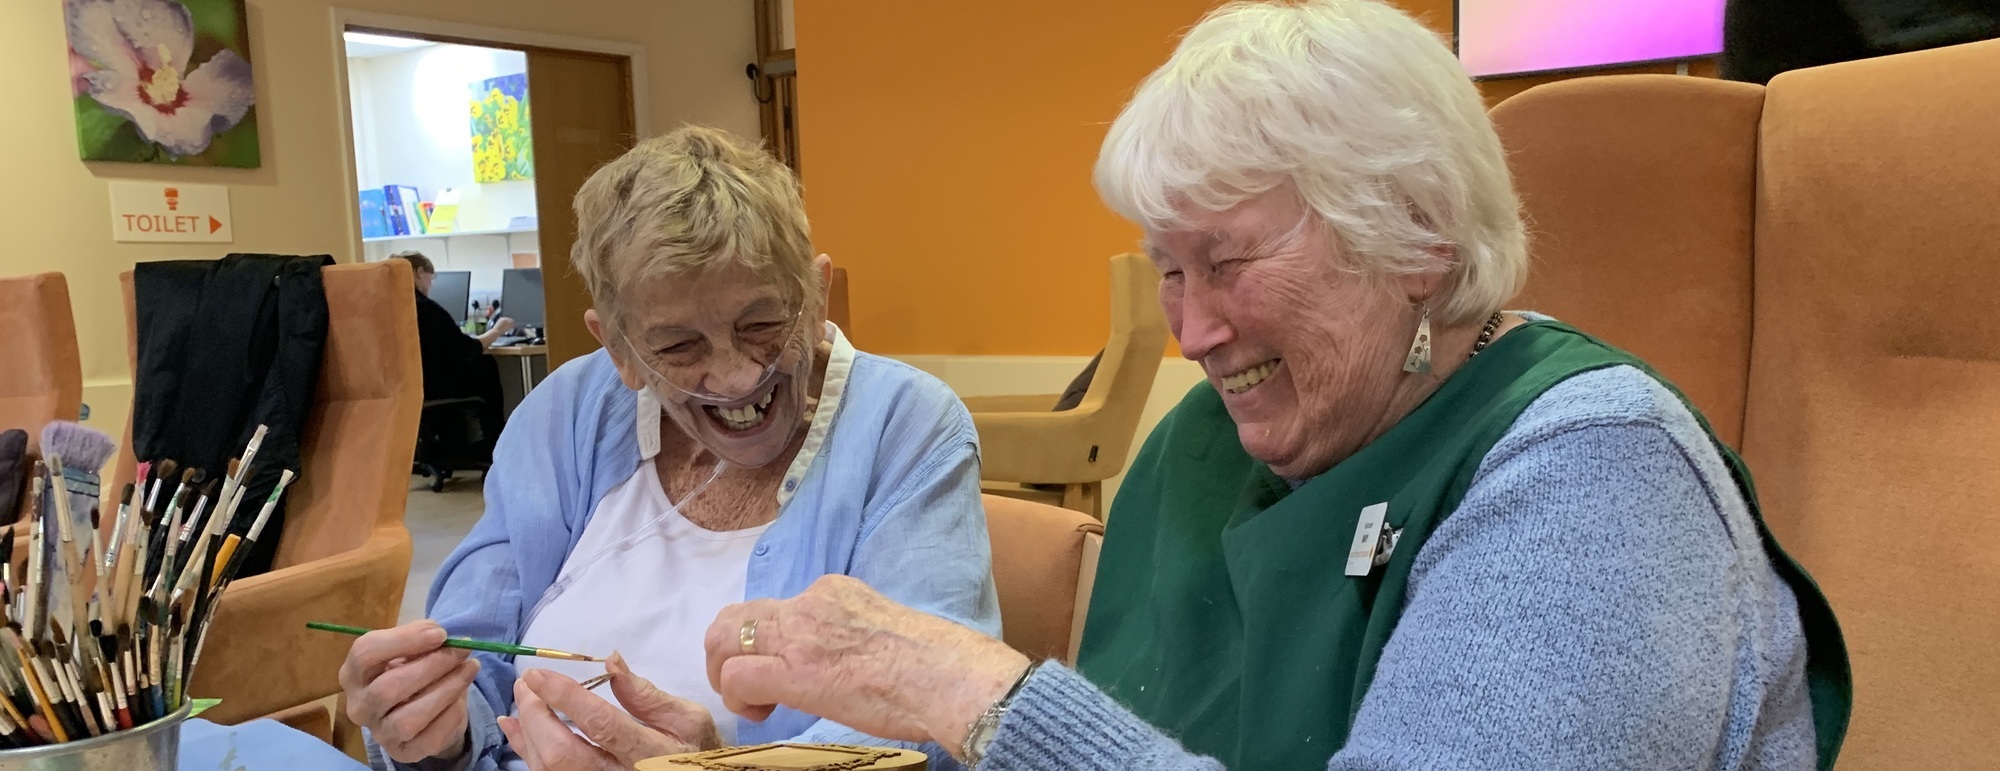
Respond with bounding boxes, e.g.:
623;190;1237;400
1402;305;1433;374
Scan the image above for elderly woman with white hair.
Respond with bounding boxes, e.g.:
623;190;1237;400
337;126;999;771
697;1;1852;769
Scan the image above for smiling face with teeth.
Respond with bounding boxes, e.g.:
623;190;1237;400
588;260;831;469
1147;187;1448;481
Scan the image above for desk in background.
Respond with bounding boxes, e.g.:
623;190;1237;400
490;344;548;419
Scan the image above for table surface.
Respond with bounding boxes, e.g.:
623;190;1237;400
180;718;369;770
489;344;548;356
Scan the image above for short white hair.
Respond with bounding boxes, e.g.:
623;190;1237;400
571;125;816;335
1095;0;1526;324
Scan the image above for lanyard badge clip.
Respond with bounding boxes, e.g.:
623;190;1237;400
1344;502;1402;577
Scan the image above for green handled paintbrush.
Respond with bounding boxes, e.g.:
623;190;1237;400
305;622;602;662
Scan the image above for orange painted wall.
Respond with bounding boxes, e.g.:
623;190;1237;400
796;0;1710;355
793;0;1221;356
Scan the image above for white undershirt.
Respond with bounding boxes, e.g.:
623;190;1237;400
515;459;770;746
506;324;853;762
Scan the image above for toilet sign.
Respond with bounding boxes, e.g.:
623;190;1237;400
108;181;233;243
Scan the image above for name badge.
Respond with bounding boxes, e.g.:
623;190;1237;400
1345;502;1390;577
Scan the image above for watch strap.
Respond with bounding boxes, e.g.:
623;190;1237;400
962;660;1042;766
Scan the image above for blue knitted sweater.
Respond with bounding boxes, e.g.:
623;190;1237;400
982;365;1817;770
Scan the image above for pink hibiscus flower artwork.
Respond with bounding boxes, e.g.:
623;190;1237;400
64;0;260;167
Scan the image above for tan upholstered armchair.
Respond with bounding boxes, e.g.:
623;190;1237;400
827;266;852;341
111;261;419;756
969;254;1167;518
983;495;1102;664
1492;40;2000;768
0;273;84;451
1494;74;1761;447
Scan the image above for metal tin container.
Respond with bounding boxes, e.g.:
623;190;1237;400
0;703;191;771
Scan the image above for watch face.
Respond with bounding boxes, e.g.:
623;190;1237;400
966;711;1002;763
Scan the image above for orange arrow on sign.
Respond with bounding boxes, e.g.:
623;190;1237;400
209;216;222;234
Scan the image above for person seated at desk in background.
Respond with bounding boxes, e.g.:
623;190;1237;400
345;127;1000;771
397;250;518;353
689;2;1850;770
395;250;513;459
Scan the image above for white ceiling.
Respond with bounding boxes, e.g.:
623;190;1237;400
343;31;436;60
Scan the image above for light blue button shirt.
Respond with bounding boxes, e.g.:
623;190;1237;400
372;327;999;771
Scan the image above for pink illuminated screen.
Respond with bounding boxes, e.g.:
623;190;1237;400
1457;0;1725;78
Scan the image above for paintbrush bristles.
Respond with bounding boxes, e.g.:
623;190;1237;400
37;424;115;483
0;426;290;748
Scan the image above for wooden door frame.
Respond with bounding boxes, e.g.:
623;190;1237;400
326;8;652;265
751;0;797;171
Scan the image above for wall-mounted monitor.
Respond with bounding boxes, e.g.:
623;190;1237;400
1456;0;1725;79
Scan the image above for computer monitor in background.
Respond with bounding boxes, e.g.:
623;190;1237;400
427;270;471;326
501;268;545;329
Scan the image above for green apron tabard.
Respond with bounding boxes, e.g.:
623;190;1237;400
1076;321;1851;770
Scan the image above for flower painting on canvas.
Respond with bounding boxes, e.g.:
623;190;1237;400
470;73;534;183
64;0;260;167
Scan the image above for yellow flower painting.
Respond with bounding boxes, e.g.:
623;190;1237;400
470;73;533;182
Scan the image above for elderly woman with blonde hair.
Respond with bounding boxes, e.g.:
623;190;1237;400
337;126;999;771
698;1;1853;769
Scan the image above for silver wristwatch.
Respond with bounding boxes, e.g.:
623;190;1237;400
962;661;1041;767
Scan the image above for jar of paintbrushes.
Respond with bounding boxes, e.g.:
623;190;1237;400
0;422;294;769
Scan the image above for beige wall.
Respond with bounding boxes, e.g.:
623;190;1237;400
1;0;756;431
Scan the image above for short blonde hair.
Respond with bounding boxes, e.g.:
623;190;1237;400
1095;0;1526;324
571;125;815;332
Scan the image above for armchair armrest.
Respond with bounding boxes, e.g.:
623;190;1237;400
971;408;1128;485
187;525;412;725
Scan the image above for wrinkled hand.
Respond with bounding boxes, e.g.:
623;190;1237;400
499;654;722;770
338;620;481;764
705;575;1029;756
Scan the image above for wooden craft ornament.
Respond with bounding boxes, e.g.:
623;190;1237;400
635;743;927;771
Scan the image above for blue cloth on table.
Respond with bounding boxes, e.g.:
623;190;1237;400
180;718;369;770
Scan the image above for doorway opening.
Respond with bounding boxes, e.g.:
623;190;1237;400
345;33;539;344
334;16;639;390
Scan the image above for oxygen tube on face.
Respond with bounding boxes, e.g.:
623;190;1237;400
628;313;822;470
